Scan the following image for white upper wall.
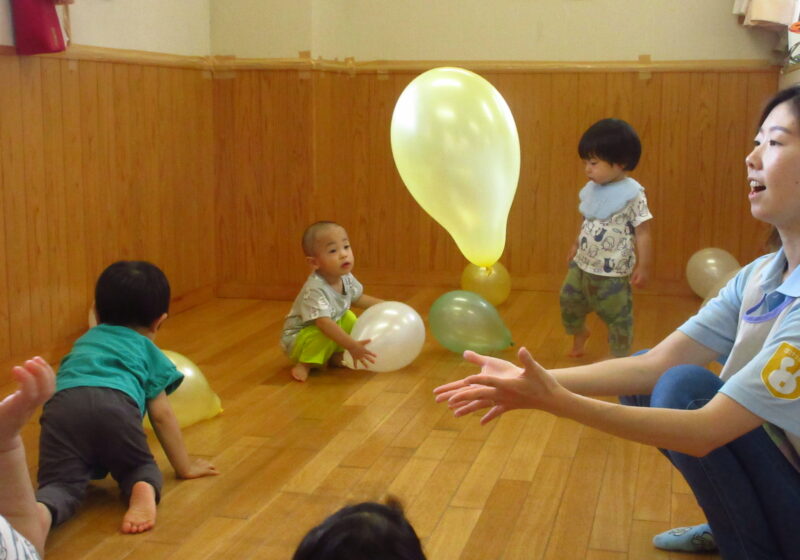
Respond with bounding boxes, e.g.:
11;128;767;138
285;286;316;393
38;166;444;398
307;0;777;62
1;0;779;61
211;0;312;58
1;0;211;56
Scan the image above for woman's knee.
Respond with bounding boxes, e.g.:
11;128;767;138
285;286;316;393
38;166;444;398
651;365;722;410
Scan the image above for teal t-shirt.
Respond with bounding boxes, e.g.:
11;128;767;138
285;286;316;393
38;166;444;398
56;324;183;416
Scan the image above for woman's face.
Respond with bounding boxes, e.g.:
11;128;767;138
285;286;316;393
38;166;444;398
746;100;800;233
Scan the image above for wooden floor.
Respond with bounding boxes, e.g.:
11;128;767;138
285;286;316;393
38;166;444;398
10;287;721;559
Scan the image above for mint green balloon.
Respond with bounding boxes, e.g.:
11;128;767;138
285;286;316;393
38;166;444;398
429;290;513;354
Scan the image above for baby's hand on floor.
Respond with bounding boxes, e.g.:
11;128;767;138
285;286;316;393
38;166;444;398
178;458;219;479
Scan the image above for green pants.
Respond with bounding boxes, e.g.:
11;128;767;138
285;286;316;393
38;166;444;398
289;310;357;365
559;261;633;357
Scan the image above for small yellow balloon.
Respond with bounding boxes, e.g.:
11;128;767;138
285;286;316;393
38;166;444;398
460;262;511;306
144;350;222;429
391;67;520;267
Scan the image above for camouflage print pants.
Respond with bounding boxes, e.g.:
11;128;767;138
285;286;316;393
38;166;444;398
559;261;633;357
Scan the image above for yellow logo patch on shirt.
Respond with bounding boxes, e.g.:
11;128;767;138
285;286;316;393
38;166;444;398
761;342;800;399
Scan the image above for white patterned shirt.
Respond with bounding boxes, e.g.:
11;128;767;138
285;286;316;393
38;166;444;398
0;516;40;560
573;179;652;277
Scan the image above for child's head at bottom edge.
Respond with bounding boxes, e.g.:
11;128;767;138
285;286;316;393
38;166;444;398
94;260;171;336
292;496;426;560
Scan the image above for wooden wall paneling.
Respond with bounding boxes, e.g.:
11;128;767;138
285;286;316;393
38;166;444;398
257;70;278;288
712;73;750;261
40;58;72;341
157;66;181;290
173;69;195;295
365;72;398;276
59;59;90;334
0;56;17;356
95;62;119;277
112;63;135;261
545;73;581;279
351;74;371;274
78;61;104;305
522;73;555;280
685;72;720;254
654;73;692;284
237;71;262;285
196;70;216;289
282;69;314;287
138;66;164;270
214;72;236;288
19;57;52;346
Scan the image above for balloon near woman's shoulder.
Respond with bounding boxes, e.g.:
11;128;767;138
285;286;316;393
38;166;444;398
429;290;513;354
342;302;425;372
144;350;222;429
686;248;740;299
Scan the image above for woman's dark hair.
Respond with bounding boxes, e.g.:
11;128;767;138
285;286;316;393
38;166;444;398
293;497;426;560
755;86;800;251
758;85;800;127
94;261;170;328
578;118;641;171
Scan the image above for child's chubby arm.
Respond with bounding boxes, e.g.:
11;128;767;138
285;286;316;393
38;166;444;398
314;317;376;367
146;392;219;479
352;294;383;309
631;220;653;289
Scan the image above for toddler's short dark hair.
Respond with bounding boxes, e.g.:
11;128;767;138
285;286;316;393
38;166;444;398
95;261;170;328
302;221;341;257
578;118;641;171
292;497;426;560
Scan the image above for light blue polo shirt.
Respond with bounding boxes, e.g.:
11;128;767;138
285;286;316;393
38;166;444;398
679;249;800;438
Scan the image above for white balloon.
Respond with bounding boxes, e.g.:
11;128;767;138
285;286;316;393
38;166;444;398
342;302;425;372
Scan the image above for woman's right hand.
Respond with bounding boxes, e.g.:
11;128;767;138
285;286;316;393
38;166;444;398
434;348;565;424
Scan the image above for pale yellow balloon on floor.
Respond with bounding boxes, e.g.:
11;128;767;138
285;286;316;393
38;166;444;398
460;262;511;306
144;350;222;429
391;67;520;267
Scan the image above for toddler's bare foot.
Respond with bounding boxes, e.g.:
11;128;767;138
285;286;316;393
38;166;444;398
121;481;156;534
568;329;590;357
329;352;344;368
291;362;310;382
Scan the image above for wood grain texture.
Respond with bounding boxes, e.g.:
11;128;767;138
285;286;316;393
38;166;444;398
6;290;717;559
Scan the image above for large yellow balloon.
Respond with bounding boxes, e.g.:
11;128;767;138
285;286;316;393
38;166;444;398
391;67;520;267
461;262;511;306
144;350;222;429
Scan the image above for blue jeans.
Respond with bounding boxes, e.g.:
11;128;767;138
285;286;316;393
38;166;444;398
620;365;800;559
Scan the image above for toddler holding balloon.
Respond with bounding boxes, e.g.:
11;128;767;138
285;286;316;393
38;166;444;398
281;221;384;382
560;118;653;358
35;261;218;538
